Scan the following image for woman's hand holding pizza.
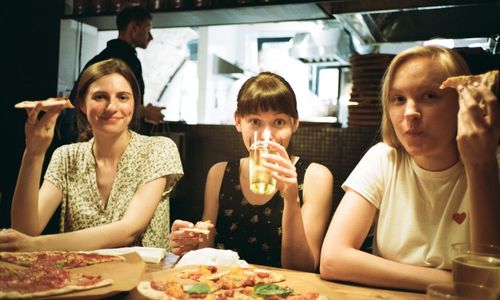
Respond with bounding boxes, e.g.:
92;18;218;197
24;103;63;156
170;220;211;256
457;85;500;167
261;141;299;204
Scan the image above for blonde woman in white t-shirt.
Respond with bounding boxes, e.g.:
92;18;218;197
320;45;500;291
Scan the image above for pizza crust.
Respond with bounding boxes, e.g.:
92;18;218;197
180;220;214;236
440;70;499;113
14;97;75;111
180;228;210;235
137;281;171;300
0;278;113;299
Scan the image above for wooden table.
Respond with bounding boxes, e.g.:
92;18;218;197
118;262;426;300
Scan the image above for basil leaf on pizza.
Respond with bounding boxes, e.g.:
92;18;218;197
254;283;294;297
185;283;211;294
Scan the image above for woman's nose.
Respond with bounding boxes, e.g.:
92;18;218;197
106;99;119;111
404;100;421;120
259;128;272;141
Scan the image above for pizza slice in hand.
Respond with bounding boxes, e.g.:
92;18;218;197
180;220;214;236
14;97;75;111
440;69;499;113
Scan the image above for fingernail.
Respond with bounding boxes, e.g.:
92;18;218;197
457;85;464;92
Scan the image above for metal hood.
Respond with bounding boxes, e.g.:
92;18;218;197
288;21;352;64
318;1;500;45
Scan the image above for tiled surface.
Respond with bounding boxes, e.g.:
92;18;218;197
167;124;379;222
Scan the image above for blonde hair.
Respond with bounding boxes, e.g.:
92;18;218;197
380;45;471;150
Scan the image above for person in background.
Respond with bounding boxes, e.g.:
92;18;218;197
0;58;183;251
169;72;334;272
59;5;164;144
320;45;500;291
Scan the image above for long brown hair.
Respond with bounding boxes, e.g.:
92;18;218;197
380;45;470;150
236;71;298;119
75;58;142;141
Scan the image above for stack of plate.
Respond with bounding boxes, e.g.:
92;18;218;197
348;54;394;127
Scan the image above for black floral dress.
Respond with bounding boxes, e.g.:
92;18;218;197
214;159;310;267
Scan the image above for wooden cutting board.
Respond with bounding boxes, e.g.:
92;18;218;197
45;252;145;299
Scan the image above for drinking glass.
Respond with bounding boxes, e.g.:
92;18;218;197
451;243;500;296
249;137;276;195
427;282;496;300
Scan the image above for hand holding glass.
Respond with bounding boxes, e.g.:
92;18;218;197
249;131;277;195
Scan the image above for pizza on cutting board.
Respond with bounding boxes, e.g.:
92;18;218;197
137;265;329;300
0;250;124;299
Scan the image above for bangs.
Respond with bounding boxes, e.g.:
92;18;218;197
238;91;294;116
236;72;298;119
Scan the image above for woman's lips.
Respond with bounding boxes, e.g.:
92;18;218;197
405;130;423;136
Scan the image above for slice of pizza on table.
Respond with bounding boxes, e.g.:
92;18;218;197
0;250;125;299
14;97;75;111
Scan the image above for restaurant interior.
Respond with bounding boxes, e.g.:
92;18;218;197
2;0;500;238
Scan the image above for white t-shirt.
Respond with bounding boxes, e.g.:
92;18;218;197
342;142;500;269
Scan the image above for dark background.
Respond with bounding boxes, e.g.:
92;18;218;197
1;1;64;230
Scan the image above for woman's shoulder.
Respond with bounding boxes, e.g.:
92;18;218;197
208;161;229;176
362;142;401;163
306;161;331;175
303;161;333;184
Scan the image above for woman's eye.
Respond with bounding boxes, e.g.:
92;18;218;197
93;94;106;101
390;95;405;104
422;92;438;101
249;119;261;126
118;94;131;102
274;119;286;126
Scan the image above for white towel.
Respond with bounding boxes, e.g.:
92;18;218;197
175;248;249;268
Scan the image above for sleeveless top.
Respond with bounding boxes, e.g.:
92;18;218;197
214;158;311;267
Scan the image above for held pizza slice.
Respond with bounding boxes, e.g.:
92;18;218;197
14;97;75;111
180;220;214;236
440;69;499;113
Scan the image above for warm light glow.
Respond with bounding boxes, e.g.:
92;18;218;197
263;129;271;141
423;38;454;48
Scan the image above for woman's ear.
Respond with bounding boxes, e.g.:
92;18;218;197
292;118;299;133
78;99;86;115
234;112;242;132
